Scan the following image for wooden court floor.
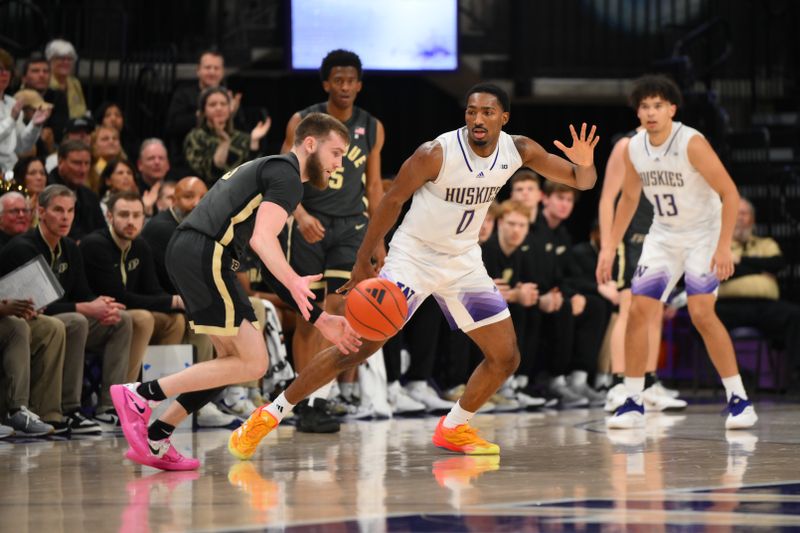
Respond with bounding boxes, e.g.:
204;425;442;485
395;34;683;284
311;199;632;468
1;401;799;532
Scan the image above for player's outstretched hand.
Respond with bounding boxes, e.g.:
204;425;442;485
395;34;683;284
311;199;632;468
337;257;376;296
289;274;320;321
553;123;600;167
711;246;735;281
315;312;362;354
596;246;615;285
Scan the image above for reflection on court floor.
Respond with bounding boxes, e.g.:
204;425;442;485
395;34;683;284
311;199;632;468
1;402;799;532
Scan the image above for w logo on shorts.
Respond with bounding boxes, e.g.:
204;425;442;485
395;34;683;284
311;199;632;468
634;265;649;278
368;288;387;304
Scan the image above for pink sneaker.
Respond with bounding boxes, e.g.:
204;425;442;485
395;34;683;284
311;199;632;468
111;383;154;457
125;441;200;471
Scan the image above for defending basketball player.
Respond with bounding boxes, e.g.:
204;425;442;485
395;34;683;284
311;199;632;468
229;83;599;459
596;74;758;430
109;113;361;471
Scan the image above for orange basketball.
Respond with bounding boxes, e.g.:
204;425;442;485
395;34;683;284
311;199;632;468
345;278;408;341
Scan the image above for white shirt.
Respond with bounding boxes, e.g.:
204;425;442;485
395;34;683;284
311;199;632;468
0;94;42;173
628;122;721;233
397;127;522;255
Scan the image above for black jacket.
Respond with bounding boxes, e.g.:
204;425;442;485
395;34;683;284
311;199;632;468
79;226;173;312
0;228;95;314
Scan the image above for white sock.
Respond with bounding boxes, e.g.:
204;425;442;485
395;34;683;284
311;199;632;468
624;377;645;398
266;392;294;422
721;375;747;401
307;380;334;407
443;400;475;429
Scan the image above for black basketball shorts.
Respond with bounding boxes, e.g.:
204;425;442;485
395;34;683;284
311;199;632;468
286;212;368;299
166;229;257;336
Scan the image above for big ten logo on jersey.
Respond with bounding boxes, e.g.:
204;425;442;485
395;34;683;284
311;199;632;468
220;164;243;181
328;145;367;190
394;281;416;301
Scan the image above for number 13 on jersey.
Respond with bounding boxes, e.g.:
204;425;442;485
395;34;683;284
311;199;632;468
653;193;678;217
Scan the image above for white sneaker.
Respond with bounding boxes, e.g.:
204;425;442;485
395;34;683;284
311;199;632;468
197;403;240;428
569;383;606;407
724;394;758;430
404;381;455;412
649;381;680;399
515;390;546;408
642;385;688;411
387;382;426;415
218;386;258;417
606;396;645;429
604;383;628;413
343;402;376;420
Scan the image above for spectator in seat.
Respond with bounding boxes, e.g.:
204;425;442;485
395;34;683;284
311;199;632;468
80;190;187;382
717;197;800;378
45;116;94;172
0;192;70;435
97;158;138;216
47;139;105;240
0;48;50;174
45;39;86;119
184;87;269;187
136;138;171;218
88;125;125;193
166;49;232;176
19;52;69;145
95;101;138;162
0;184;133;431
11;156;47;227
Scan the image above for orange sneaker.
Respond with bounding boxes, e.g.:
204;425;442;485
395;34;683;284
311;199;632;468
228;404;279;460
432;416;500;455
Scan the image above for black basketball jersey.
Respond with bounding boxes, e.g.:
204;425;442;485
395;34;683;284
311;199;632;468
615;129;654;236
179;153;303;259
299;102;378;217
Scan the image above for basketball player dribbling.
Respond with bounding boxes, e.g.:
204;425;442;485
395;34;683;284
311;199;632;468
596;74;758;430
110;113;361;471
229;83;600;460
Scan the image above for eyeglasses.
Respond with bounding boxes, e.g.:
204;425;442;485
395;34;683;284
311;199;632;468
4;208;32;216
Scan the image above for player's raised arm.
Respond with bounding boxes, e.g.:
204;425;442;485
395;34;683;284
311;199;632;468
514;122;599;190
339;140;442;293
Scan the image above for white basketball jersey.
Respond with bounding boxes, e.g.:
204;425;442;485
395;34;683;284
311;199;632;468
397;127;523;255
628;122;721;233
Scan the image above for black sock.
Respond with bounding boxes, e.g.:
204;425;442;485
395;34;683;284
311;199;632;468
612;373;625;386
176;386;225;415
137;380;167;401
148;419;175;441
644;372;657;389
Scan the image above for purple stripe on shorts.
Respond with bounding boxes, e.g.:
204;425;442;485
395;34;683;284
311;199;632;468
685;271;719;295
460;290;508;323
631;268;671;300
433;295;458;329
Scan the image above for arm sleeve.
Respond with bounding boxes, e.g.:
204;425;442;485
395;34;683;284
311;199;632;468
16;117;42;155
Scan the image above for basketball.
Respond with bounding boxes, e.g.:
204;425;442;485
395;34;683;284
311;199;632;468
345;278;408;341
